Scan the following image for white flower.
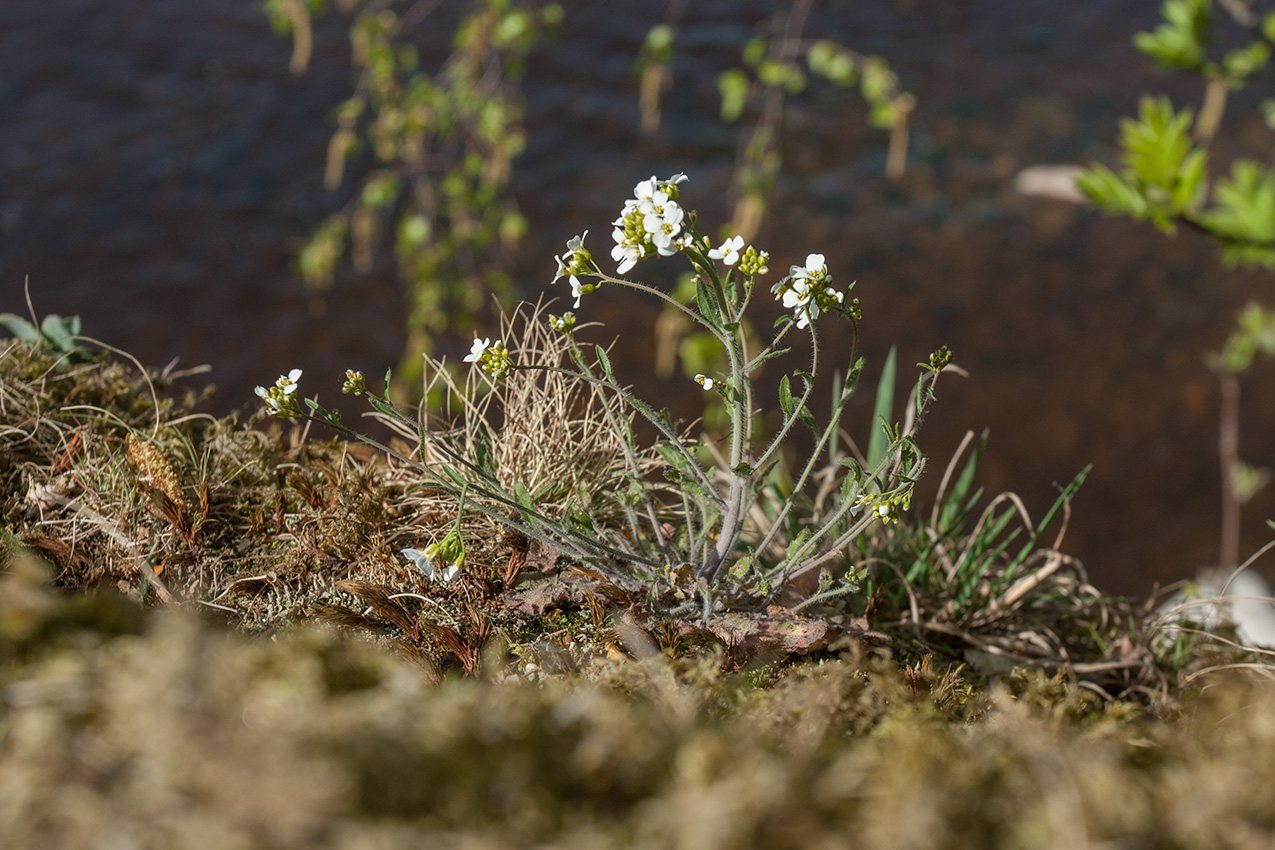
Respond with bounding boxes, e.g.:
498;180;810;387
611;236;643;274
401;547;461;583
633;176;659;203
643;200;684;256
552;231;591;306
774;252;837;329
708;235;745;266
797;253;827;280
401;547;431;574
563;231;588;258
694;374;715;391
464;337;491;363
781;280;812;310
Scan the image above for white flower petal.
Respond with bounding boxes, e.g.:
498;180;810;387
464;337;490;363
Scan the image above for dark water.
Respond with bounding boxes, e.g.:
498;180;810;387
5;0;1275;597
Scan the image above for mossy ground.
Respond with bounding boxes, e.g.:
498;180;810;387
3;337;1275;848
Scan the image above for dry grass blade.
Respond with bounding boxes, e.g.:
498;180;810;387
335;580;419;636
310;602;386;632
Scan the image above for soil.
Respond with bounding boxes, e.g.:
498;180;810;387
4;0;1275;597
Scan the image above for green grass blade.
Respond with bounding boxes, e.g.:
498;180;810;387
1005;465;1091;578
866;345;897;473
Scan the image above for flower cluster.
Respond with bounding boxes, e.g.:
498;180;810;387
402;531;465;583
612;173;689;274
771;253;843;329
341;369;366;395
552;232;594;308
856;490;912;525
464;337;514;381
254;369;303;416
547;311;577;334
737;245;770;276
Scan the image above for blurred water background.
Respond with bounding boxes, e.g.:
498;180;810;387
4;0;1275;597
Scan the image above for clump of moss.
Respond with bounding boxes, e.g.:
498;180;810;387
5;562;1275;849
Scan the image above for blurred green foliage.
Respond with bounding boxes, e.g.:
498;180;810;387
263;0;559;390
1080;0;1275;269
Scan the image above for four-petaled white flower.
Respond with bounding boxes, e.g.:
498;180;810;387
643;198;685;256
694;374;715;391
793;253;827;283
464;337;491;364
611;239;644;274
709;235;746;266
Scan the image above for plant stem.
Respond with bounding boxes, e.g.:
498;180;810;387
1219;371;1241;570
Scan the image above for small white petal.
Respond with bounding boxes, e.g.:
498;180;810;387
464;337;490;363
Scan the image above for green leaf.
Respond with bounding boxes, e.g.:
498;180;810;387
1222;42;1270;80
1077;164;1149;218
1133;0;1211;71
798;405;819;434
778;374;795;419
807;40;856;86
514;482;536;511
1171;148;1207;212
1120;97;1202;200
696;277;723;331
717;68;750;123
866;346;897;471
595;346;615;381
744;346;785;374
1200;160;1275;256
0;314;40;345
938;430;988;533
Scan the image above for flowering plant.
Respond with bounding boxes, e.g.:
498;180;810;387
263;174;948;616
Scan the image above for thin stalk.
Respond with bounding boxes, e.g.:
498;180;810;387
1220;371;1241;570
755;378;849;558
592;269;730;349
